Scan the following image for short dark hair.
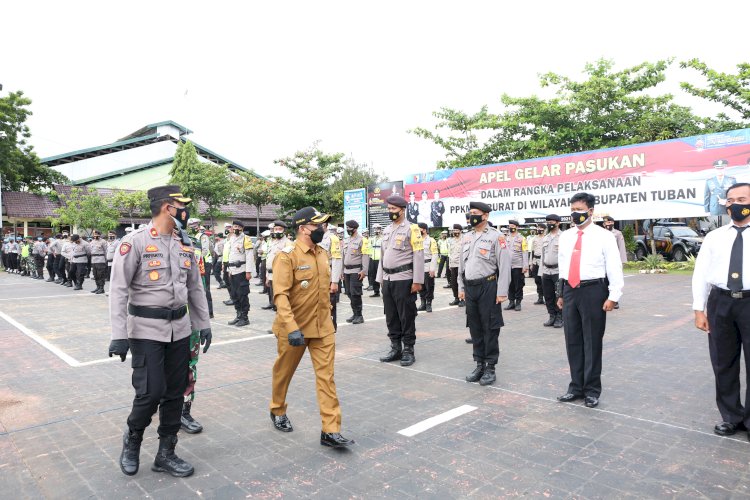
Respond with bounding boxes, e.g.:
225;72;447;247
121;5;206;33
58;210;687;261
726;182;750;199
570;192;596;209
150;198;171;216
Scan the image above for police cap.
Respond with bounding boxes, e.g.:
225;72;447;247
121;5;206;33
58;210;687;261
417;222;428;230
714;159;728;168
469;201;492;213
146;185;192;204
345;219;359;229
452;224;463;230
603;215;615;222
386;195;407;208
272;219;287;229
508;219;519;226
293;207;330;227
232;220;244;228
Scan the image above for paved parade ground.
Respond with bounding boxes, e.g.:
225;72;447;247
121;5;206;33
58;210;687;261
1;271;750;499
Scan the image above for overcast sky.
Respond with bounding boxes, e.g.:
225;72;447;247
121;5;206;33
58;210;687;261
3;0;747;181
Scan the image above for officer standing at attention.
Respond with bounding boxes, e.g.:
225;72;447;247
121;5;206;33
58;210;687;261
257;230;270;293
556;192;624;408
263;221;291;311
361;228;373;290
504;220;528;311
226;220;254;326
69;235;91;290
541;215;563;328
448;224;464;306
431;189;445;228
89;230;108;294
269;207;354;448
342;220;369;324
529;225;546;305
187;218;214;318
602;216;627;263
213;234;226;289
107;185;211;477
318;222;343;331
33;236;47;280
693;182;750;437
58;232;72;286
376;195;424;366
46;235;60;282
106;231;119;281
367;224;383;297
221;223;233;298
417;222;438;313
437;230;450;283
458;201;511;386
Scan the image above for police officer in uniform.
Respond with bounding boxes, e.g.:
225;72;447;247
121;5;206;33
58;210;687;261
318;222;343;330
504;220;528;311
226;220;254;326
529;225;546;305
58;233;72;286
693;182;750;437
602;216;627;263
406;192;419;224
213;234;226;288
367;224;382;297
89;230;108;294
376;195;424;366
106;231;118;281
264;221;291;311
448;224;463;306
431;189;445;227
107;185;211;477
705;160;737;216
69;235;91;290
342;220;369;324
33;237;47;279
458;201;511;386
541;214;563;328
187;218;214;318
269;207;354;448
417;222;438;312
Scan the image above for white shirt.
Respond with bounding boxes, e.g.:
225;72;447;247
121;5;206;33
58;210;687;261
558;221;624;302
692;223;750;311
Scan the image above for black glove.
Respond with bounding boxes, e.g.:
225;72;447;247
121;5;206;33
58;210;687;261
288;330;305;347
200;328;212;353
108;339;129;362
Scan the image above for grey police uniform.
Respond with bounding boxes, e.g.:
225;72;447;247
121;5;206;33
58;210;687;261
266;236;291;308
342;232;369;320
33;241;47;279
69;241;91;288
226;232;254;320
107;238;119;280
541;230;562;323
458;225;511;366
90;238;109;290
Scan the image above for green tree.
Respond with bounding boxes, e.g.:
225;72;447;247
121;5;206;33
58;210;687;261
0;91;67;190
271;142;346;216
51;188;120;235
323;160;383;220
109;189;149;228
411;59;740;169
233;172;274;234
680;59;750;122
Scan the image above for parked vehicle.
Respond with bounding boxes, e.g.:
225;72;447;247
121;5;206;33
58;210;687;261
634;224;703;261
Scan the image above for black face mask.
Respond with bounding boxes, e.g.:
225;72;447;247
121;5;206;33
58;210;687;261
169;206;190;229
509;227;517;233
605;225;613;231
234;229;241;235
310;226;325;244
468;215;483;227
273;232;284;239
571;210;590;226
108;237;115;241
94;236;100;239
546;224;556;230
729;203;750;222
224;230;230;235
537;230;544;234
346;229;354;236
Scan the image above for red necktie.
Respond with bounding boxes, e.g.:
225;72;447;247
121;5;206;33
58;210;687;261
568;230;583;288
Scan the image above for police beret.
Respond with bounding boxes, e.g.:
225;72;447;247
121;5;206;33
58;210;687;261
714;159;728;168
603;216;615;222
346;220;359;229
453;224;463;230
232;220;244;227
272;219;287;229
469;201;492;213
417;222;428;230
71;234;80;241
508;219;519;226
545;214;561;222
386;195;407;208
146;185;191;204
293;207;330;227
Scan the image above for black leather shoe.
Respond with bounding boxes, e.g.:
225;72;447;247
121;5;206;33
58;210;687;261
379;344;402;362
95;288;105;294
417;302;426;311
479;365;496;386
557;393;583;403
261;304;275;310
365;286;373;291
351;316;364;324
271;412;293;432
223;299;235;306
553;313;563;328
369;293;380;297
119;429;143;476
534;295;545;305
73;285;82;290
584;396;599;408
504;301;515;310
714;421;746;436
465;363;484;382
543;314;555;327
425;302;432;313
234;318;250;327
228;316;240;325
514;303;522;311
458;300;465;307
465;338;473;344
400;348;415;366
345;315;355;323
320;432;354;448
449;299;459;306
443;284;452;289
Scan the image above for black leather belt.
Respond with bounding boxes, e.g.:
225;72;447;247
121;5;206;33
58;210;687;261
73;254;87;258
228;261;244;268
128;304;188;321
713;286;750;299
463;274;497;286
345;264;362;270
568;278;607;288
383;263;413;274
544;263;558;269
533;254;541;258
424;258;432;263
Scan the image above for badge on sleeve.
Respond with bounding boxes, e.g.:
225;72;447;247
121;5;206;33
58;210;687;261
498;237;507;249
120;242;132;255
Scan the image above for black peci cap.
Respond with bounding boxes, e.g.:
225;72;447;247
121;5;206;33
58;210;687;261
386;195;407;208
469;201;492;213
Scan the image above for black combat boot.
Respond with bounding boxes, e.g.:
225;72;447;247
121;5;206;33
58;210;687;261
534;294;545;305
400;346;415;366
152;435;194;477
514;301;522;312
425;301;432;313
479;364;496;386
235;314;250;327
95;287;105;294
543;314;555;327
458;300;465;307
465;362;485;382
553;312;563;328
119;429;143;476
345;313;356;323
449;299;459;306
417;299;426;311
223;299;235;306
379;341;402;362
180;401;203;434
228;313;241;325
352;309;364;324
73;284;83;290
504;300;516;310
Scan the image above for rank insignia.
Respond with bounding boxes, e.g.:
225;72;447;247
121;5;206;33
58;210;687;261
150;228;158;237
148;260;161;267
145;245;158;252
183;259;192;268
149;270;160;281
732;272;740;279
120;242;132;255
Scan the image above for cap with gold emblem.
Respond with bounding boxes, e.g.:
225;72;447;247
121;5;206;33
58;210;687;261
292;207;330;227
146;185;192;204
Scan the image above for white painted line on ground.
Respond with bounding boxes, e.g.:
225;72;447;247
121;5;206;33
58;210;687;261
0;310;80;367
397;405;477;437
0;293;94;302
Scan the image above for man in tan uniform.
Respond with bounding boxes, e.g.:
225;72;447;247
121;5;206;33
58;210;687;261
108;185;211;478
269;207;354;448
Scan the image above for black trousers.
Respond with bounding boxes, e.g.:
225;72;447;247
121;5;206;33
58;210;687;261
35;256;45;277
230;272;250;316
258;260;267;289
368;260;380;293
203;263;213;316
707;289;750;426
127;336;190;437
419;271;435;302
69;262;86;286
46;255;56;278
542;273;561;315
213;258;223;284
92;262;107;288
268;280;274;306
107;263;112;281
382;279;417;346
330;292;338;331
344;273;363;314
530;264;543;296
465;279;504;365
449;267;459;299
562;281;608;398
223;264;232;294
56;256;68;281
437;255;448;278
509;268;525;302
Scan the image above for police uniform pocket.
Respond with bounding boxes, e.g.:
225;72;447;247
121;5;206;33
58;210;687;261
294;268;314;291
177;257;193;283
476;242;493;260
131;354;148;396
141;260;168;286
